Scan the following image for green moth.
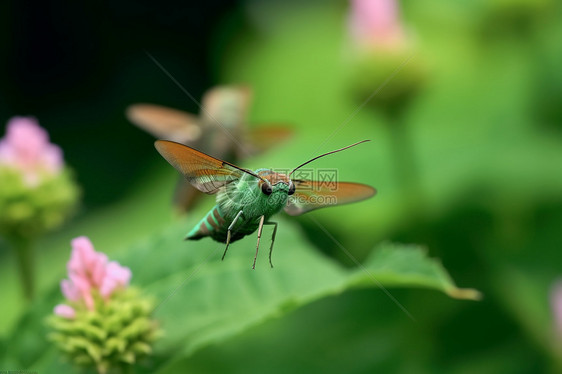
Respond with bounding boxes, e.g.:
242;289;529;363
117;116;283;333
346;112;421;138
155;140;375;269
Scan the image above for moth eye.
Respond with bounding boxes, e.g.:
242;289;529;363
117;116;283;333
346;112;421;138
288;183;295;195
261;183;273;195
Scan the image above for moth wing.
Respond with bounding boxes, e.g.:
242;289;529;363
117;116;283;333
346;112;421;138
284;180;376;216
155;140;254;194
126;104;201;143
244;125;293;156
173;179;204;213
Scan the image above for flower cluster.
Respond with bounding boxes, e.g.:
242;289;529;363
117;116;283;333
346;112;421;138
346;0;426;109
48;237;160;374
0;116;79;239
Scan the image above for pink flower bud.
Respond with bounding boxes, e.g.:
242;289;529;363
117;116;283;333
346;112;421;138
91;252;108;287
69;272;94;310
100;261;132;298
61;279;80;301
106;261;132;285
58;236;132;311
348;0;406;49
68;236;97;275
0;116;63;186
54;304;76;319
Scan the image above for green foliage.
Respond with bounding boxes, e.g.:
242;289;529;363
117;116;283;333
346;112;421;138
220;0;562;258
3;216;476;372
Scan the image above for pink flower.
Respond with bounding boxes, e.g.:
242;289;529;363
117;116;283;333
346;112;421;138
348;0;406;49
58;236;132;310
60;279;80;301
0;116;63;186
551;279;562;339
100;262;132;298
54;304;76;319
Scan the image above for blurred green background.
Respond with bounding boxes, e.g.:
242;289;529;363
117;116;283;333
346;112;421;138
1;0;562;372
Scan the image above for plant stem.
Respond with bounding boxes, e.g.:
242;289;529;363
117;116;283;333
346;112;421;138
386;110;422;210
11;235;35;300
388;116;419;190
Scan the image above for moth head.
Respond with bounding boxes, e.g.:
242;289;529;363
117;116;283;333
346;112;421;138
257;170;294;196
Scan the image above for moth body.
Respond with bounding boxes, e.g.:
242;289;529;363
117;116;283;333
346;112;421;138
187;169;292;243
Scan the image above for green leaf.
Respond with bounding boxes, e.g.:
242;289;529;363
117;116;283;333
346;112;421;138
122;217;478;371
350;242;482;300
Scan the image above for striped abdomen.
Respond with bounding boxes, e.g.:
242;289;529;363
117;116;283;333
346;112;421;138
186;205;259;243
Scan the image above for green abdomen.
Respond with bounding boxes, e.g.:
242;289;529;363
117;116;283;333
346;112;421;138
186;205;259;243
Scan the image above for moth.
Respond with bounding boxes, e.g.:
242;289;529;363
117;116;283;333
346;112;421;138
126;85;291;212
155;139;376;269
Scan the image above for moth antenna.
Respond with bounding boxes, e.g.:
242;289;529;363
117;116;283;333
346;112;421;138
289;140;371;177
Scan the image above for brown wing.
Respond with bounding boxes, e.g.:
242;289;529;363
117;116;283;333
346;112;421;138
284;180;376;216
243;125;293;156
155;140;262;194
126;104;201;143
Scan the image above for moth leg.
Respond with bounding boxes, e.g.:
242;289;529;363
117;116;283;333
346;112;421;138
252;215;266;270
222;210;244;261
264;222;278;268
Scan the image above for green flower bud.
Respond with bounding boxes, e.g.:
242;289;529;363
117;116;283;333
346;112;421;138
47;288;161;374
0;167;79;239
